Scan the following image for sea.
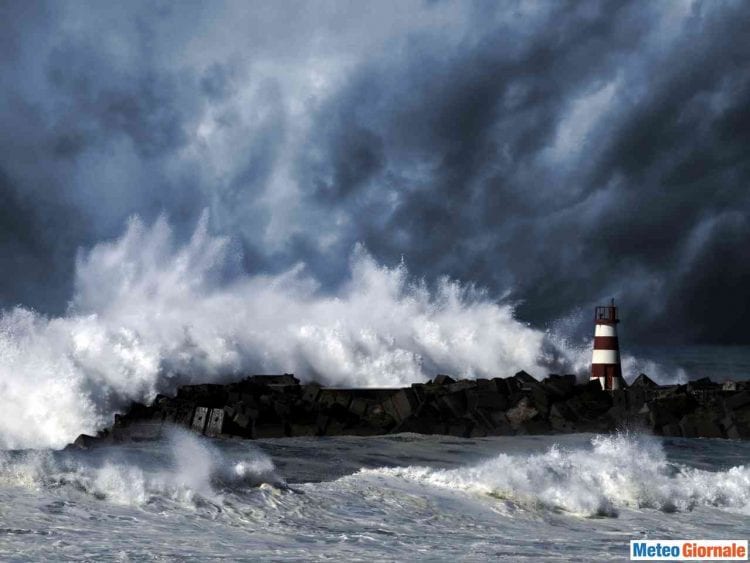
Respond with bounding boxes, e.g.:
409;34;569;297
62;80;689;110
630;345;750;384
0;430;748;561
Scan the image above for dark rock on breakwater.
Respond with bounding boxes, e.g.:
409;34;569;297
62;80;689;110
70;372;750;449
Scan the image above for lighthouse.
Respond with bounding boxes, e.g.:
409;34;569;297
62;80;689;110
591;299;626;390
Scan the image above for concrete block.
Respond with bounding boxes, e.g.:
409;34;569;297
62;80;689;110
466;388;508;412
679;412;723;438
661;423;682;437
317;389;340;408
205;408;225;436
334;391;353;410
232;411;253;430
506;397;539;429
349;397;368;417
436;393;467;418
433;374;456;385
388;389;419;422
192;407;209;433
725;391;750;411
447;380;477;393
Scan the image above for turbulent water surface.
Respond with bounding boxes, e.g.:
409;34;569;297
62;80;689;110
0;431;747;561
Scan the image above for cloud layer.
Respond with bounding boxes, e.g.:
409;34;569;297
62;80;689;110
1;1;749;344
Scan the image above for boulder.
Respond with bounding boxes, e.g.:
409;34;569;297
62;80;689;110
610;390;628;410
511;370;540;388
274;401;291;418
232;411;254;431
722;410;750;439
316;389;341;409
301;383;321;403
561;383;612;421
630;373;658;388
687;377;719;391
661;423;683;437
446;380;478;393
112;421;164;442
71;434;99;449
177;384;227;406
625;386;649;413
465;388;508;412
679;411;724;438
642;402;679;431
505;397;539;429
549;403;578;432
362;402;395;426
485;413;514;435
433;374;456;386
541;374;577;397
724;391;750;411
491;377;513;395
385;389;420;422
348;397;369;417
435;393;467;419
244;374;300;387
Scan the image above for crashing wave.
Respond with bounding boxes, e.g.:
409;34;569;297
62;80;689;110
355;433;750;517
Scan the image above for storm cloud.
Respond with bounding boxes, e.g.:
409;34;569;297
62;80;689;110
1;0;749;344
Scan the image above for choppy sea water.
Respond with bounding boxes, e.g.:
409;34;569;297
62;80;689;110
629;345;750;383
0;431;747;561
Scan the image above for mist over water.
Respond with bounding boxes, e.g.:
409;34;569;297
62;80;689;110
0;214;687;450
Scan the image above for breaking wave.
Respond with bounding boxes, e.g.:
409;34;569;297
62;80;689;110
356;433;750;517
0;213;591;449
0;428;281;506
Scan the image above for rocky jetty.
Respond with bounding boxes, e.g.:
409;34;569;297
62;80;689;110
70;372;750;448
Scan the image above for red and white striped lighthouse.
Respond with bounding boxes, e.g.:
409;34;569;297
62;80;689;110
591;299;626;390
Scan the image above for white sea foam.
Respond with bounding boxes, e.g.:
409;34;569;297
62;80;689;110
0;214;590;449
357;433;750;517
0;429;279;506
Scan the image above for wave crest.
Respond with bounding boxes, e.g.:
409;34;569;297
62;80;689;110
0;429;281;506
357;434;750;517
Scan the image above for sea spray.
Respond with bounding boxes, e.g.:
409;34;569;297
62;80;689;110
0;214;591;449
0;428;281;506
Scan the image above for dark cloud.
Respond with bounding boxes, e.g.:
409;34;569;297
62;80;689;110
0;0;749;344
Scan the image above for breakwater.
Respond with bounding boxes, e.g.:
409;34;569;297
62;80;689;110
71;372;750;448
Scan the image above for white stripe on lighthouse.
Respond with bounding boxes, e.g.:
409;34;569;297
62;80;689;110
594;324;617;337
589;376;606;389
592;349;619;364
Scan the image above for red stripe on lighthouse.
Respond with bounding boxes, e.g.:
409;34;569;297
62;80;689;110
593;336;619;349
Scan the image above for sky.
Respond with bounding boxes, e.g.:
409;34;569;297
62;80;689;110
1;0;749;345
